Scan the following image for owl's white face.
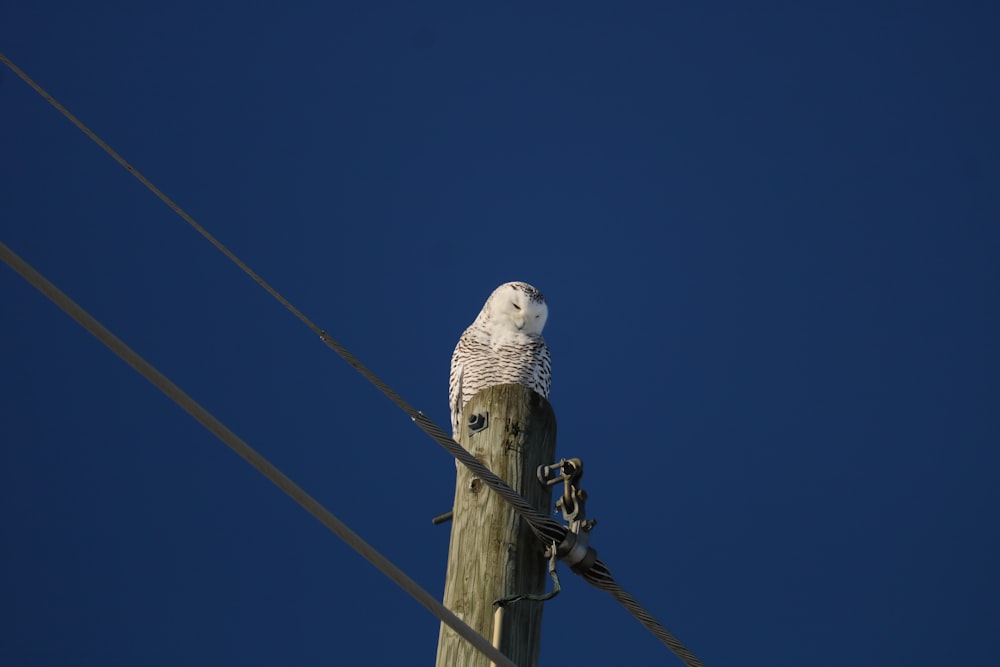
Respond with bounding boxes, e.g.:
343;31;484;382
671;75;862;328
486;282;548;335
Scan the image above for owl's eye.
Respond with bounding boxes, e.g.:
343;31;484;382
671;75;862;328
511;303;521;311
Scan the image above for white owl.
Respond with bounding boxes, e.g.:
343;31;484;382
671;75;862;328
449;282;552;439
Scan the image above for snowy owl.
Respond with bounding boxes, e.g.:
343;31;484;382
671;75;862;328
449;282;552;439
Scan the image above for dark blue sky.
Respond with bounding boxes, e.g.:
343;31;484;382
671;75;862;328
2;3;998;665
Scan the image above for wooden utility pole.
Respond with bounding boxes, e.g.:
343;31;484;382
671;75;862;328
435;383;557;667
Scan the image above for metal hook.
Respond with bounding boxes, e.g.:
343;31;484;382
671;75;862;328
493;542;561;608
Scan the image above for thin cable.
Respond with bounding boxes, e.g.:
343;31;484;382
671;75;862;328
0;52;317;337
1;52;707;667
0;47;568;553
0;240;517;667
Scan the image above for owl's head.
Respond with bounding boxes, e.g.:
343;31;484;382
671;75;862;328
483;282;548;335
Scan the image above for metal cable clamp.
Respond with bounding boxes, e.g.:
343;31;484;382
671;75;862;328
537;458;598;573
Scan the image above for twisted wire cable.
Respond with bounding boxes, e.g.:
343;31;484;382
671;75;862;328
582;564;706;667
2;51;706;667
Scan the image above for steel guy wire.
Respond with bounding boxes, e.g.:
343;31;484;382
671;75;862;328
0;240;517;667
1;51;707;667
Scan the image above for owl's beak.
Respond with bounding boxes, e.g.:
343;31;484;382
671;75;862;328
513;316;525;330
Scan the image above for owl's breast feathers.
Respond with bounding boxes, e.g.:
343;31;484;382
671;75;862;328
448;325;551;438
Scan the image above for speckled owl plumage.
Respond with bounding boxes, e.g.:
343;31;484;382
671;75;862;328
449;282;552;439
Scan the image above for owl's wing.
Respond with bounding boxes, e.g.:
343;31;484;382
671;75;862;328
449;349;464;441
530;337;553;399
